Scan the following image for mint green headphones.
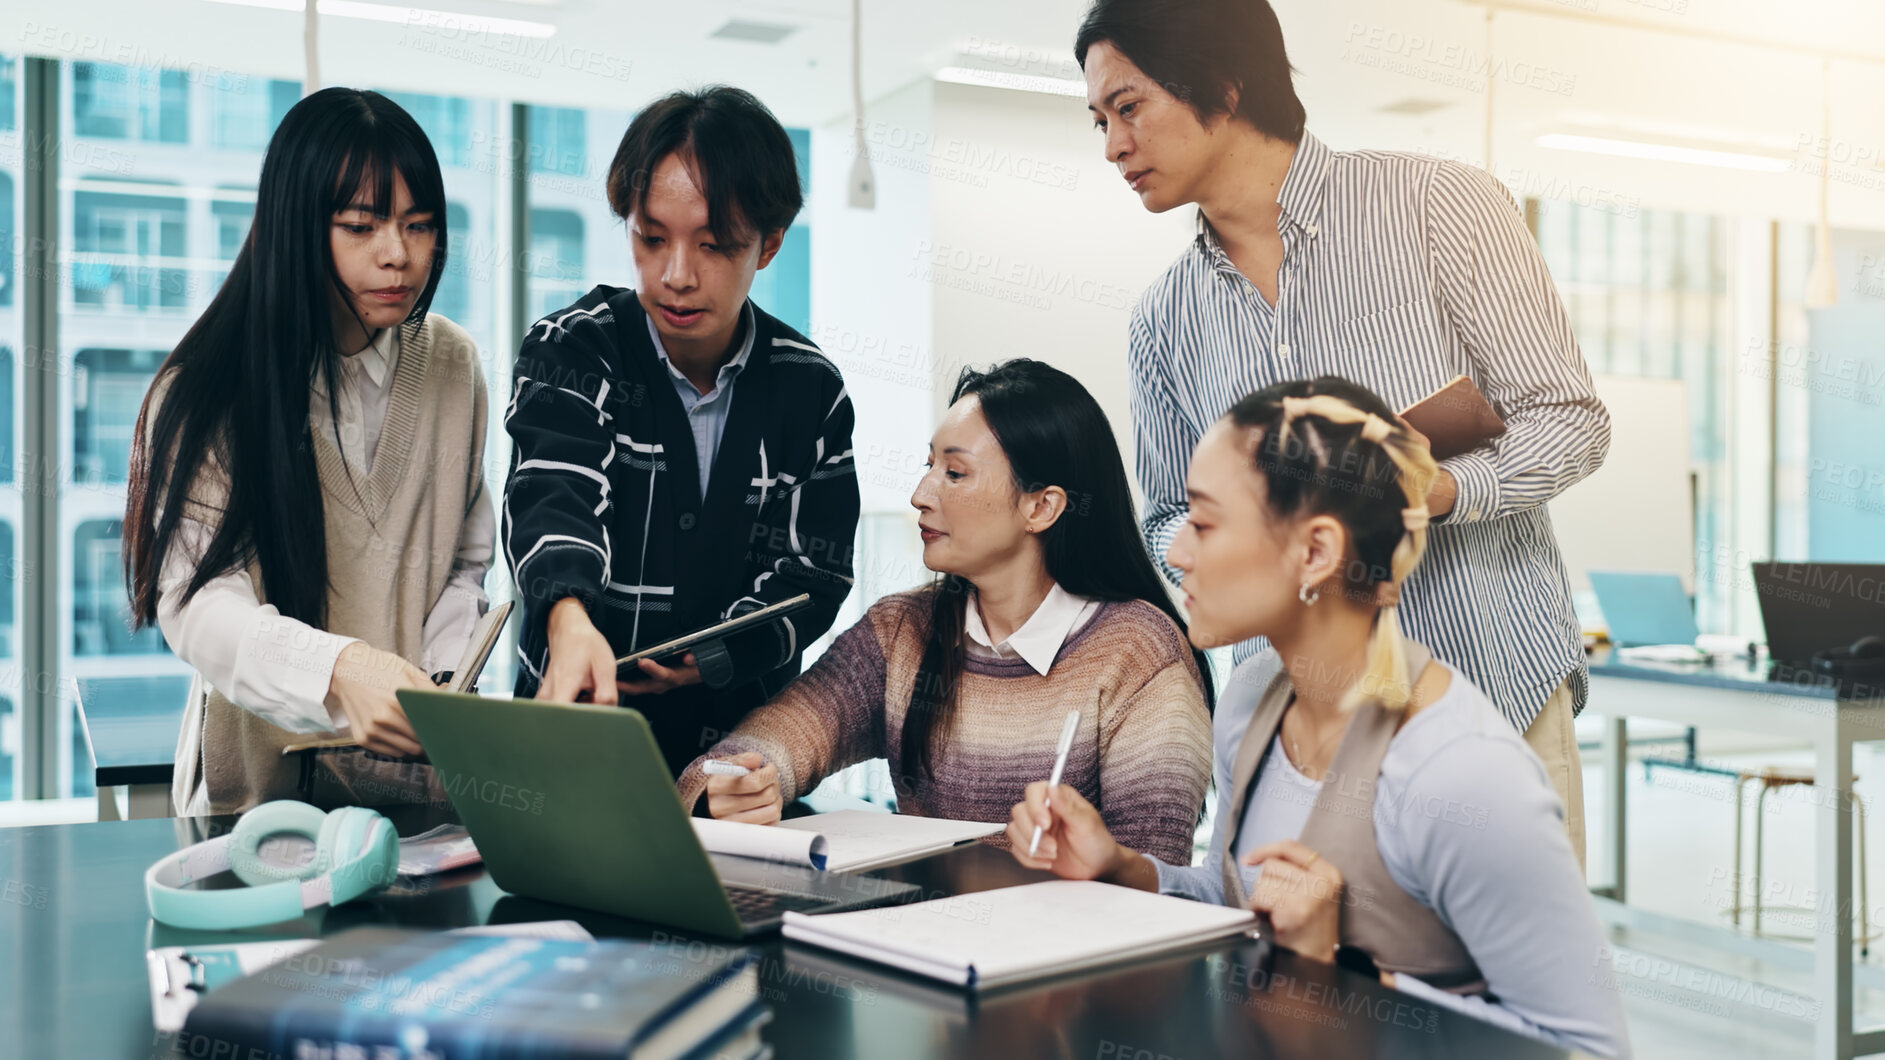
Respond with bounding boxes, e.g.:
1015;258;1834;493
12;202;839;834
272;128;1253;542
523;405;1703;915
145;801;399;930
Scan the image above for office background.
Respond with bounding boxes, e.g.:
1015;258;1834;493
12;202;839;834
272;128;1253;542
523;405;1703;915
1;2;1884;1056
1;0;1880;806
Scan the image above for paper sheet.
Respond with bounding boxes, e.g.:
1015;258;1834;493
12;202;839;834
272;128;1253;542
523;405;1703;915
776;811;1002;873
692;818;830;869
396;824;482;876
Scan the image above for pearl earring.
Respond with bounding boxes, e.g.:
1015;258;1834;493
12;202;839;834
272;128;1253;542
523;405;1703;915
1299;583;1320;606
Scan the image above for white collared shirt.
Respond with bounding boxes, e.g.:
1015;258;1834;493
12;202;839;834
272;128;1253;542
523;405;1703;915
964;582;1101;676
310;324;399;474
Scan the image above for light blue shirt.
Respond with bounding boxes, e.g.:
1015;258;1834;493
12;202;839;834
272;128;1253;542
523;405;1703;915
1153;651;1631;1059
648;302;756;500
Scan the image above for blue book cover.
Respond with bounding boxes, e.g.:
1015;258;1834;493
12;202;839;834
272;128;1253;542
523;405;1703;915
179;926;762;1060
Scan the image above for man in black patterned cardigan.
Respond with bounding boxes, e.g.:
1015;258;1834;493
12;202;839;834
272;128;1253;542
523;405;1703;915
503;86;859;776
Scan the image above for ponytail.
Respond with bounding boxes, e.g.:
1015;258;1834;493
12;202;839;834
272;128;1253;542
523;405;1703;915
1235;383;1440;712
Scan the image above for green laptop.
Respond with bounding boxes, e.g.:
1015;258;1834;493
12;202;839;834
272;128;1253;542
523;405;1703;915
397;688;918;939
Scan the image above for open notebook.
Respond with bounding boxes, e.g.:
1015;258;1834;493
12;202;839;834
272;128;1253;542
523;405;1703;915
692;811;1002;874
781;879;1257;989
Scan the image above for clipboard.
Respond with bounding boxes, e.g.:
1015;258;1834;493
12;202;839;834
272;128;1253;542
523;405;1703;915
615;593;814;685
280;602;513;756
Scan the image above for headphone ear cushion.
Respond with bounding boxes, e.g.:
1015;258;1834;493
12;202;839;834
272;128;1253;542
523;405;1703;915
316;807;373;874
228;801;328;886
362;815;400;891
322;808;400;905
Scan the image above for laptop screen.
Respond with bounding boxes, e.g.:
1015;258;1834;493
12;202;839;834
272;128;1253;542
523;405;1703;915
1751;562;1885;665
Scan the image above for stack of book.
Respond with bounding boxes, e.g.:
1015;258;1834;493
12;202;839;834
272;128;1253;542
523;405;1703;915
175;926;767;1060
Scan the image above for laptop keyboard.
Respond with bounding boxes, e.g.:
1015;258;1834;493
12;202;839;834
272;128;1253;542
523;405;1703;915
725;884;835;922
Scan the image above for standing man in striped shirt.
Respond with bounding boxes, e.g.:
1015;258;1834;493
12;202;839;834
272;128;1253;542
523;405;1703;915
504;87;859;776
1076;0;1608;862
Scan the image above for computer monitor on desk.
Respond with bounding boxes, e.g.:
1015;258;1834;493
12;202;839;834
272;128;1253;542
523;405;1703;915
1751;562;1885;667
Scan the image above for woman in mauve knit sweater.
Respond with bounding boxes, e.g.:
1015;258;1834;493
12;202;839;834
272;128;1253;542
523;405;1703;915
678;360;1213;865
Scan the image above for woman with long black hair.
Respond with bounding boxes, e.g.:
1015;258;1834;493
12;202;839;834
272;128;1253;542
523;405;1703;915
679;359;1212;867
124;87;494;815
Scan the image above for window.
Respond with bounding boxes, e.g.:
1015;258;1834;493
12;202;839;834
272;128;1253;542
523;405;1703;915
748;224;811;336
72;520;165;657
0;347;11;486
1778;223;1885;563
384;92;474;168
430;201;474;326
0;170;12;307
46;72;275;792
1535;200;1740;631
0;56;14;132
0;55;18;797
748;126;812;335
71;188;189;311
211;192;256;261
72;63;187;143
528;106;586;177
528;208;585;320
0;522;12;660
0;695;12;800
73;348;165;486
1772;222;1815;561
210;75;297;151
526;107;632;327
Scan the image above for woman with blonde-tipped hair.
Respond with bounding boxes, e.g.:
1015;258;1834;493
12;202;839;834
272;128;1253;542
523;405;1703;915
1007;376;1630;1060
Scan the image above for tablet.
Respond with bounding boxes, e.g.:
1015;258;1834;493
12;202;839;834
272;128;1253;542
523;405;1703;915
449;600;514;693
615;594;814;674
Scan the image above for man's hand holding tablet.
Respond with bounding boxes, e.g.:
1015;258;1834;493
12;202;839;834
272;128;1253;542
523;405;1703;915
538;594;815;704
617;653;703;696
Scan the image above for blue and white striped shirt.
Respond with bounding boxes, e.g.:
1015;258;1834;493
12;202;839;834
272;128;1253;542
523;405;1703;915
1129;132;1609;730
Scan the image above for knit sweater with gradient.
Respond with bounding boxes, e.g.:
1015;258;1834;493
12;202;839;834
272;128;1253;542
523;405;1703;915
679;589;1214;865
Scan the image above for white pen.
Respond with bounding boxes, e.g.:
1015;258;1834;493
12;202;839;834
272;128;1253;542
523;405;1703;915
702;760;752;778
1027;709;1082;858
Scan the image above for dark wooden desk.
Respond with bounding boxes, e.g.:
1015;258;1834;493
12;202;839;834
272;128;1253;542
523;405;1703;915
0;810;1575;1060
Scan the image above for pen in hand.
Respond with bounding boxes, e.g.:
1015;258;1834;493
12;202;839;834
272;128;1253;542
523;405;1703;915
1027;709;1083;859
702;760;753;778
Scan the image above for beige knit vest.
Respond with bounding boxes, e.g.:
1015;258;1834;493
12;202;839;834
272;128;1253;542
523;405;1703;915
1219;640;1488;993
170;314;489;815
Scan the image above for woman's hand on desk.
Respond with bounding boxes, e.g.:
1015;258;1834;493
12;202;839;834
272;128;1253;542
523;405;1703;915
1240;840;1344;964
705;752;782;825
541;598;621;706
325;642;429;758
1005;783;1157;891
